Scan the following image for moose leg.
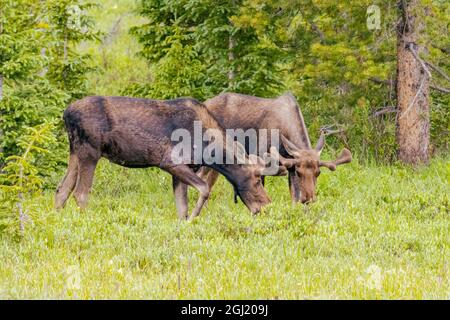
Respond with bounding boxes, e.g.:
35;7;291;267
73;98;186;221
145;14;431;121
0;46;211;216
164;165;210;220
172;177;189;220
197;167;220;207
197;166;220;191
55;154;79;209
288;169;301;203
73;157;99;209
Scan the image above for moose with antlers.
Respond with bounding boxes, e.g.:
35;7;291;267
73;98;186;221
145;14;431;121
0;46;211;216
198;92;352;204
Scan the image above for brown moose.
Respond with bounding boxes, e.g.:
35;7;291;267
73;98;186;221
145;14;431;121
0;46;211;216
55;96;280;219
198;92;352;204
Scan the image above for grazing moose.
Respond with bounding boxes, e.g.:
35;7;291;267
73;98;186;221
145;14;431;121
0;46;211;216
55;96;280;220
198;92;352;204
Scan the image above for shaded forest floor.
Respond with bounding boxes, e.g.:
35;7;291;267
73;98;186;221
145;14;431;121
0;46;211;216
0;157;448;299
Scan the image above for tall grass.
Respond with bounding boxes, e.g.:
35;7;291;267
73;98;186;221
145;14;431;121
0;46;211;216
0;157;448;299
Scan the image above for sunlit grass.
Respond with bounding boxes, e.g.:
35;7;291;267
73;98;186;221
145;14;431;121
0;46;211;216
0;158;448;299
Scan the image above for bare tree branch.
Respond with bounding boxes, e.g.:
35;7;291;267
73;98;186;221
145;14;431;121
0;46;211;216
369;77;394;86
320;125;346;135
431;84;450;93
369;77;449;94
408;43;432;78
372;107;398;117
407;43;450;90
425;61;450;82
432;44;450;55
298;9;326;42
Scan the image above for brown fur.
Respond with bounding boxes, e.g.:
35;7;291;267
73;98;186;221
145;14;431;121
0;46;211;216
201;92;352;204
55;96;271;219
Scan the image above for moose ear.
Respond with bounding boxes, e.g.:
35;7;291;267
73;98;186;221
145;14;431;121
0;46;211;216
269;146;297;169
281;135;301;156
319;148;352;171
315;132;326;155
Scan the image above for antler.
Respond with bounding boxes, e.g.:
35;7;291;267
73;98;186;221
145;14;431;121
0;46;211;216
281;135;301;156
248;150;287;176
334;148;352;165
319;148;352;171
315;131;326;154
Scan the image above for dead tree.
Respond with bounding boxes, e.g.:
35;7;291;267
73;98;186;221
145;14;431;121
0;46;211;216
396;0;430;165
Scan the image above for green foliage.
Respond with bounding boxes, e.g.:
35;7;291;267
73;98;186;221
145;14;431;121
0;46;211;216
128;0;285;100
242;0;449;161
44;0;99;98
123;41;207;99
0;80;68;157
0;0;97;168
0;0;46;80
0;123;56;236
127;0;449;162
0;157;448;298
430;95;450;152
76;0;151;96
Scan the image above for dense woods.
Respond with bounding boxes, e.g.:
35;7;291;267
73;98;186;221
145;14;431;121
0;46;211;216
125;0;449;163
1;1;448;170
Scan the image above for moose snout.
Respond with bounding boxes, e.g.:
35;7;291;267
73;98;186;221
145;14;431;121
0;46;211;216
300;198;313;204
251;207;261;214
250;200;270;214
248;195;271;214
300;192;316;204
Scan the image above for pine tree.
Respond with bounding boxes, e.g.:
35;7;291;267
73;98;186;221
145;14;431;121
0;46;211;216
0;0;98;166
128;0;284;100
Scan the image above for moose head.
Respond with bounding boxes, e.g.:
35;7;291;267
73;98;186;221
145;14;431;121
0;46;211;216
270;133;352;203
229;141;288;213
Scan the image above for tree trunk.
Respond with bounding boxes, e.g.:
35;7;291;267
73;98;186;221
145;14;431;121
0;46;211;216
227;1;236;88
396;0;430;165
228;35;235;87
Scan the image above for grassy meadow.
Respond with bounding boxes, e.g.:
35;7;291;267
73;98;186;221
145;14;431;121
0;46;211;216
0;157;448;299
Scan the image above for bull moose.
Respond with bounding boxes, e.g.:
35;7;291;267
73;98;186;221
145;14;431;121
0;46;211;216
198;92;352;204
55;96;281;220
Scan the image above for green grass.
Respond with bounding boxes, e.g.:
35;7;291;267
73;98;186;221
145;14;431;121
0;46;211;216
0;158;449;299
78;0;151;96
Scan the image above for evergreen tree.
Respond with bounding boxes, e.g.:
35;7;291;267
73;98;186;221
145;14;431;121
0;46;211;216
0;0;98;169
128;0;285;100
